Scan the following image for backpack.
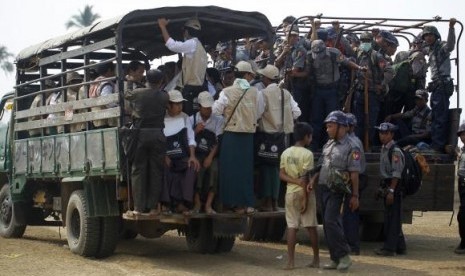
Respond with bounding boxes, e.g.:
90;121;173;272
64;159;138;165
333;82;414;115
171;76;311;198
388;145;425;196
389;57;413;92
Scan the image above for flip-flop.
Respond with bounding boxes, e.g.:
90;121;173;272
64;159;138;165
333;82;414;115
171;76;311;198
245;207;256;214
205;208;217;215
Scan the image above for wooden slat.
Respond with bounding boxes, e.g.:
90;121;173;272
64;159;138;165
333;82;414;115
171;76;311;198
14;107;120;131
15;93;119;120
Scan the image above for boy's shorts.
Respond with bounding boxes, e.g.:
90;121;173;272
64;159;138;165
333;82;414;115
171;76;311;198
285;189;318;229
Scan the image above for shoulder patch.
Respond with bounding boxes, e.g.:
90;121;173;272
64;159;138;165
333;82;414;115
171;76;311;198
392;153;400;163
352;151;361;161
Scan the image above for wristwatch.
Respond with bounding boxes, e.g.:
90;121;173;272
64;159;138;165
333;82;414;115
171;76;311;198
388;188;395;194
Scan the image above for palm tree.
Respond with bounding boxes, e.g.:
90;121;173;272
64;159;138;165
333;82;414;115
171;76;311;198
0;45;14;75
65;5;101;29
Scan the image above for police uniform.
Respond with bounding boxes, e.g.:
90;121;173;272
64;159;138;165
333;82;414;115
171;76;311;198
455;125;465;254
307;40;352;150
343;113;366;254
353;32;394;147
317;111;361;268
424;24;456;151
395;90;432;147
377;123;407;255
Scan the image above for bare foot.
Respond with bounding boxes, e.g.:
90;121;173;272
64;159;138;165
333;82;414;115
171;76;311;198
283;263;294;270
306;259;320;268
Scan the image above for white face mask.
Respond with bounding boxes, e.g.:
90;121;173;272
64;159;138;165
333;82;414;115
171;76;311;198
360;42;372;52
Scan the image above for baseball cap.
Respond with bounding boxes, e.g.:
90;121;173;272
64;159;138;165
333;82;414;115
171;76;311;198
168;90;187;103
66;71;83;84
197;91;214;108
235;61;255;75
257;64;280;80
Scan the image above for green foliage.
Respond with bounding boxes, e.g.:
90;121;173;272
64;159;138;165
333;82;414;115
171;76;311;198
0;45;14;75
65;5;101;29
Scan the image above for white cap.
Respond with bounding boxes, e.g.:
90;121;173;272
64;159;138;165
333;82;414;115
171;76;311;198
168;90;187;103
197;91;214;107
257;64;280;80
235;61;255;75
184;18;201;30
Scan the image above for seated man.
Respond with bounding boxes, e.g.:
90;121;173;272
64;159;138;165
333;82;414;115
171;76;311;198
385;89;432;148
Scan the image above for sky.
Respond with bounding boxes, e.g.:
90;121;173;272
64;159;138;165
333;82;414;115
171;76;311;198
1;0;464;116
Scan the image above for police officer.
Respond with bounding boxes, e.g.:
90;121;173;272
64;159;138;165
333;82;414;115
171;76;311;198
310;110;361;271
423;18;457;153
385;89;432;148
124;69;169;217
374;122;407;256
455;123;465;254
343;113;366;255
353;32;394;148
306;40;362;151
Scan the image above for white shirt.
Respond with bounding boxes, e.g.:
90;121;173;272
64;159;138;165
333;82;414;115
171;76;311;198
165;37;198;58
163;112;196;147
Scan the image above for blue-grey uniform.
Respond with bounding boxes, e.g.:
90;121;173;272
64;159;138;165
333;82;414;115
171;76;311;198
424;25;456;151
456;143;465;252
308;40;354;150
353;45;394;147
379;139;407;254
318;134;362;263
343;131;365;254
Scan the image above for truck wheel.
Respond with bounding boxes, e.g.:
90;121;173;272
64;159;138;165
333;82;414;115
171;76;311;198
66;190;101;257
96;216;119;258
360;221;384;242
186;219;218;254
0;184;26;238
216;237;235;253
265;217;286;242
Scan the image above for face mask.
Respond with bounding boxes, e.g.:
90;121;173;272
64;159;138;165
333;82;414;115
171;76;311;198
359;42;372;52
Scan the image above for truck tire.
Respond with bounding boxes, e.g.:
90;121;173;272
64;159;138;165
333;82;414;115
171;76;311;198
186;219;218;254
66;190;101;257
0;184;26;238
96;216;119;258
216;237;235;253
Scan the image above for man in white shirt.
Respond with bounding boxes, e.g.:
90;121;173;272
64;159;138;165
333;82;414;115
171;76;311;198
158;17;208;116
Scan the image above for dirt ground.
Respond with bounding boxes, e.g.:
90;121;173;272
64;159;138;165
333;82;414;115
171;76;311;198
0;211;464;276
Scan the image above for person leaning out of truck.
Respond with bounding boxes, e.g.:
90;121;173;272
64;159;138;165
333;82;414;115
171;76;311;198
161;90;200;214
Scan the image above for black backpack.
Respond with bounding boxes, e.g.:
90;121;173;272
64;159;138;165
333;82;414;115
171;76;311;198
388;145;422;196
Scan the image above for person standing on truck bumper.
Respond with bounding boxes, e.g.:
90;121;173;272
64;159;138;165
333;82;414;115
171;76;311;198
124;69;169;216
375;122;407;256
455;123;465;254
158;17;208;116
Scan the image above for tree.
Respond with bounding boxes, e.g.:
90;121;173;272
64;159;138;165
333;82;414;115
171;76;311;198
65;5;101;29
0;45;14;75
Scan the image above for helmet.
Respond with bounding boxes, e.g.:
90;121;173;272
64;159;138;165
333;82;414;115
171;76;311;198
316;28;328;42
345;113;357;126
379;30;399;47
422;25;441;39
326;26;337;39
324;110;348;126
184;18;201;31
360;32;373;42
457;123;465;136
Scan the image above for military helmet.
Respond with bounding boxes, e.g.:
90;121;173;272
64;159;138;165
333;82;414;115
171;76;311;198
184;18;201;30
422;25;441;39
457;123;465;136
360;32;373;42
324;110;348;126
345;113;357;126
